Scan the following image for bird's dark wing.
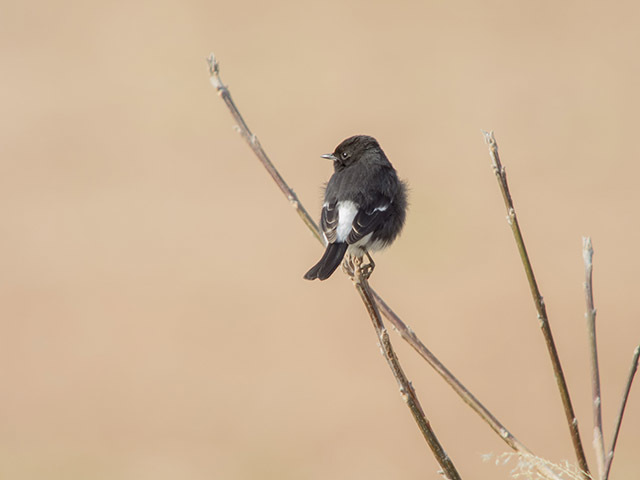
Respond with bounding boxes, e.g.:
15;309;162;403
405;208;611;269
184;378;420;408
320;201;339;244
346;202;391;245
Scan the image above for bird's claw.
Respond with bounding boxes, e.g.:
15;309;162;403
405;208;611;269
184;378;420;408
359;262;374;280
342;255;355;277
344;254;375;281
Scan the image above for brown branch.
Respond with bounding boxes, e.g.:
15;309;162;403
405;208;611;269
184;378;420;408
482;130;590;478
603;345;640;480
583;237;605;478
206;53;562;479
371;291;562;480
207;54;324;246
371;290;530;452
349;257;461;479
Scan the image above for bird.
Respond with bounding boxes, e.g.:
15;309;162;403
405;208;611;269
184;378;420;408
303;135;407;281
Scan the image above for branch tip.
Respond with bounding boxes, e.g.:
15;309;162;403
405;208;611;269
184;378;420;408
481;129;495;145
206;52;226;92
484;132;590;478
206;53;218;75
582;237;593;266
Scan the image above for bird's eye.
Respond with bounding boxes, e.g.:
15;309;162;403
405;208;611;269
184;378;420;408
341;152;349;160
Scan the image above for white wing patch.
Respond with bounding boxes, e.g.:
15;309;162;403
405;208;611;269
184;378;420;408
336;200;359;242
373;203;389;212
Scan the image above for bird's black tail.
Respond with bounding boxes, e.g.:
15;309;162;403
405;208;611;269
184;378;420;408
303;243;349;281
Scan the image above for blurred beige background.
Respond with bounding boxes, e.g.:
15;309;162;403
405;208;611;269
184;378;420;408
2;0;639;478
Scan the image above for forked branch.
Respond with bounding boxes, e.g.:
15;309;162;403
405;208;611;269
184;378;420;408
207;53;563;479
349;257;461;479
207;52;460;477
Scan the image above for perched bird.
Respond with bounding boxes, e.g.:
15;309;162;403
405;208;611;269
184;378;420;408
304;135;407;281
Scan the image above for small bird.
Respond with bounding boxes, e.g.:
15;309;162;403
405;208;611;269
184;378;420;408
304;135;407;281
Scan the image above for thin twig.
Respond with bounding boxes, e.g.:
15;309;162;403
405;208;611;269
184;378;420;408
372;290;562;480
482;130;590;478
350;257;461;479
206;51;524;451
603;345;640;480
371;290;529;452
206;54;561;479
583;237;605;479
207;54;324;246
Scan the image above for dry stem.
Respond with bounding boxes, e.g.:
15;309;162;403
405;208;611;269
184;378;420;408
350;257;461;479
207;55;324;246
370;290;530;452
207;53;562;479
603;345;640;480
482;130;590;478
583;237;605;479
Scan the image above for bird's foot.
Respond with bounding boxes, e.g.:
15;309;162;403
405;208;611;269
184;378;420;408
342;255;355;278
361;250;376;279
359;263;374;280
352;252;375;281
342;251;375;281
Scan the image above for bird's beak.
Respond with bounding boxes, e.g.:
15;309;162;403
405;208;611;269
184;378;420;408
321;153;337;161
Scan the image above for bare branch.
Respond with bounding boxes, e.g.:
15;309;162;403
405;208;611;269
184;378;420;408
583;237;605;479
206;54;324;245
371;290;528;452
372;291;563;480
349;257;461;479
206;54;561;479
603;345;640;480
482;130;590;478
